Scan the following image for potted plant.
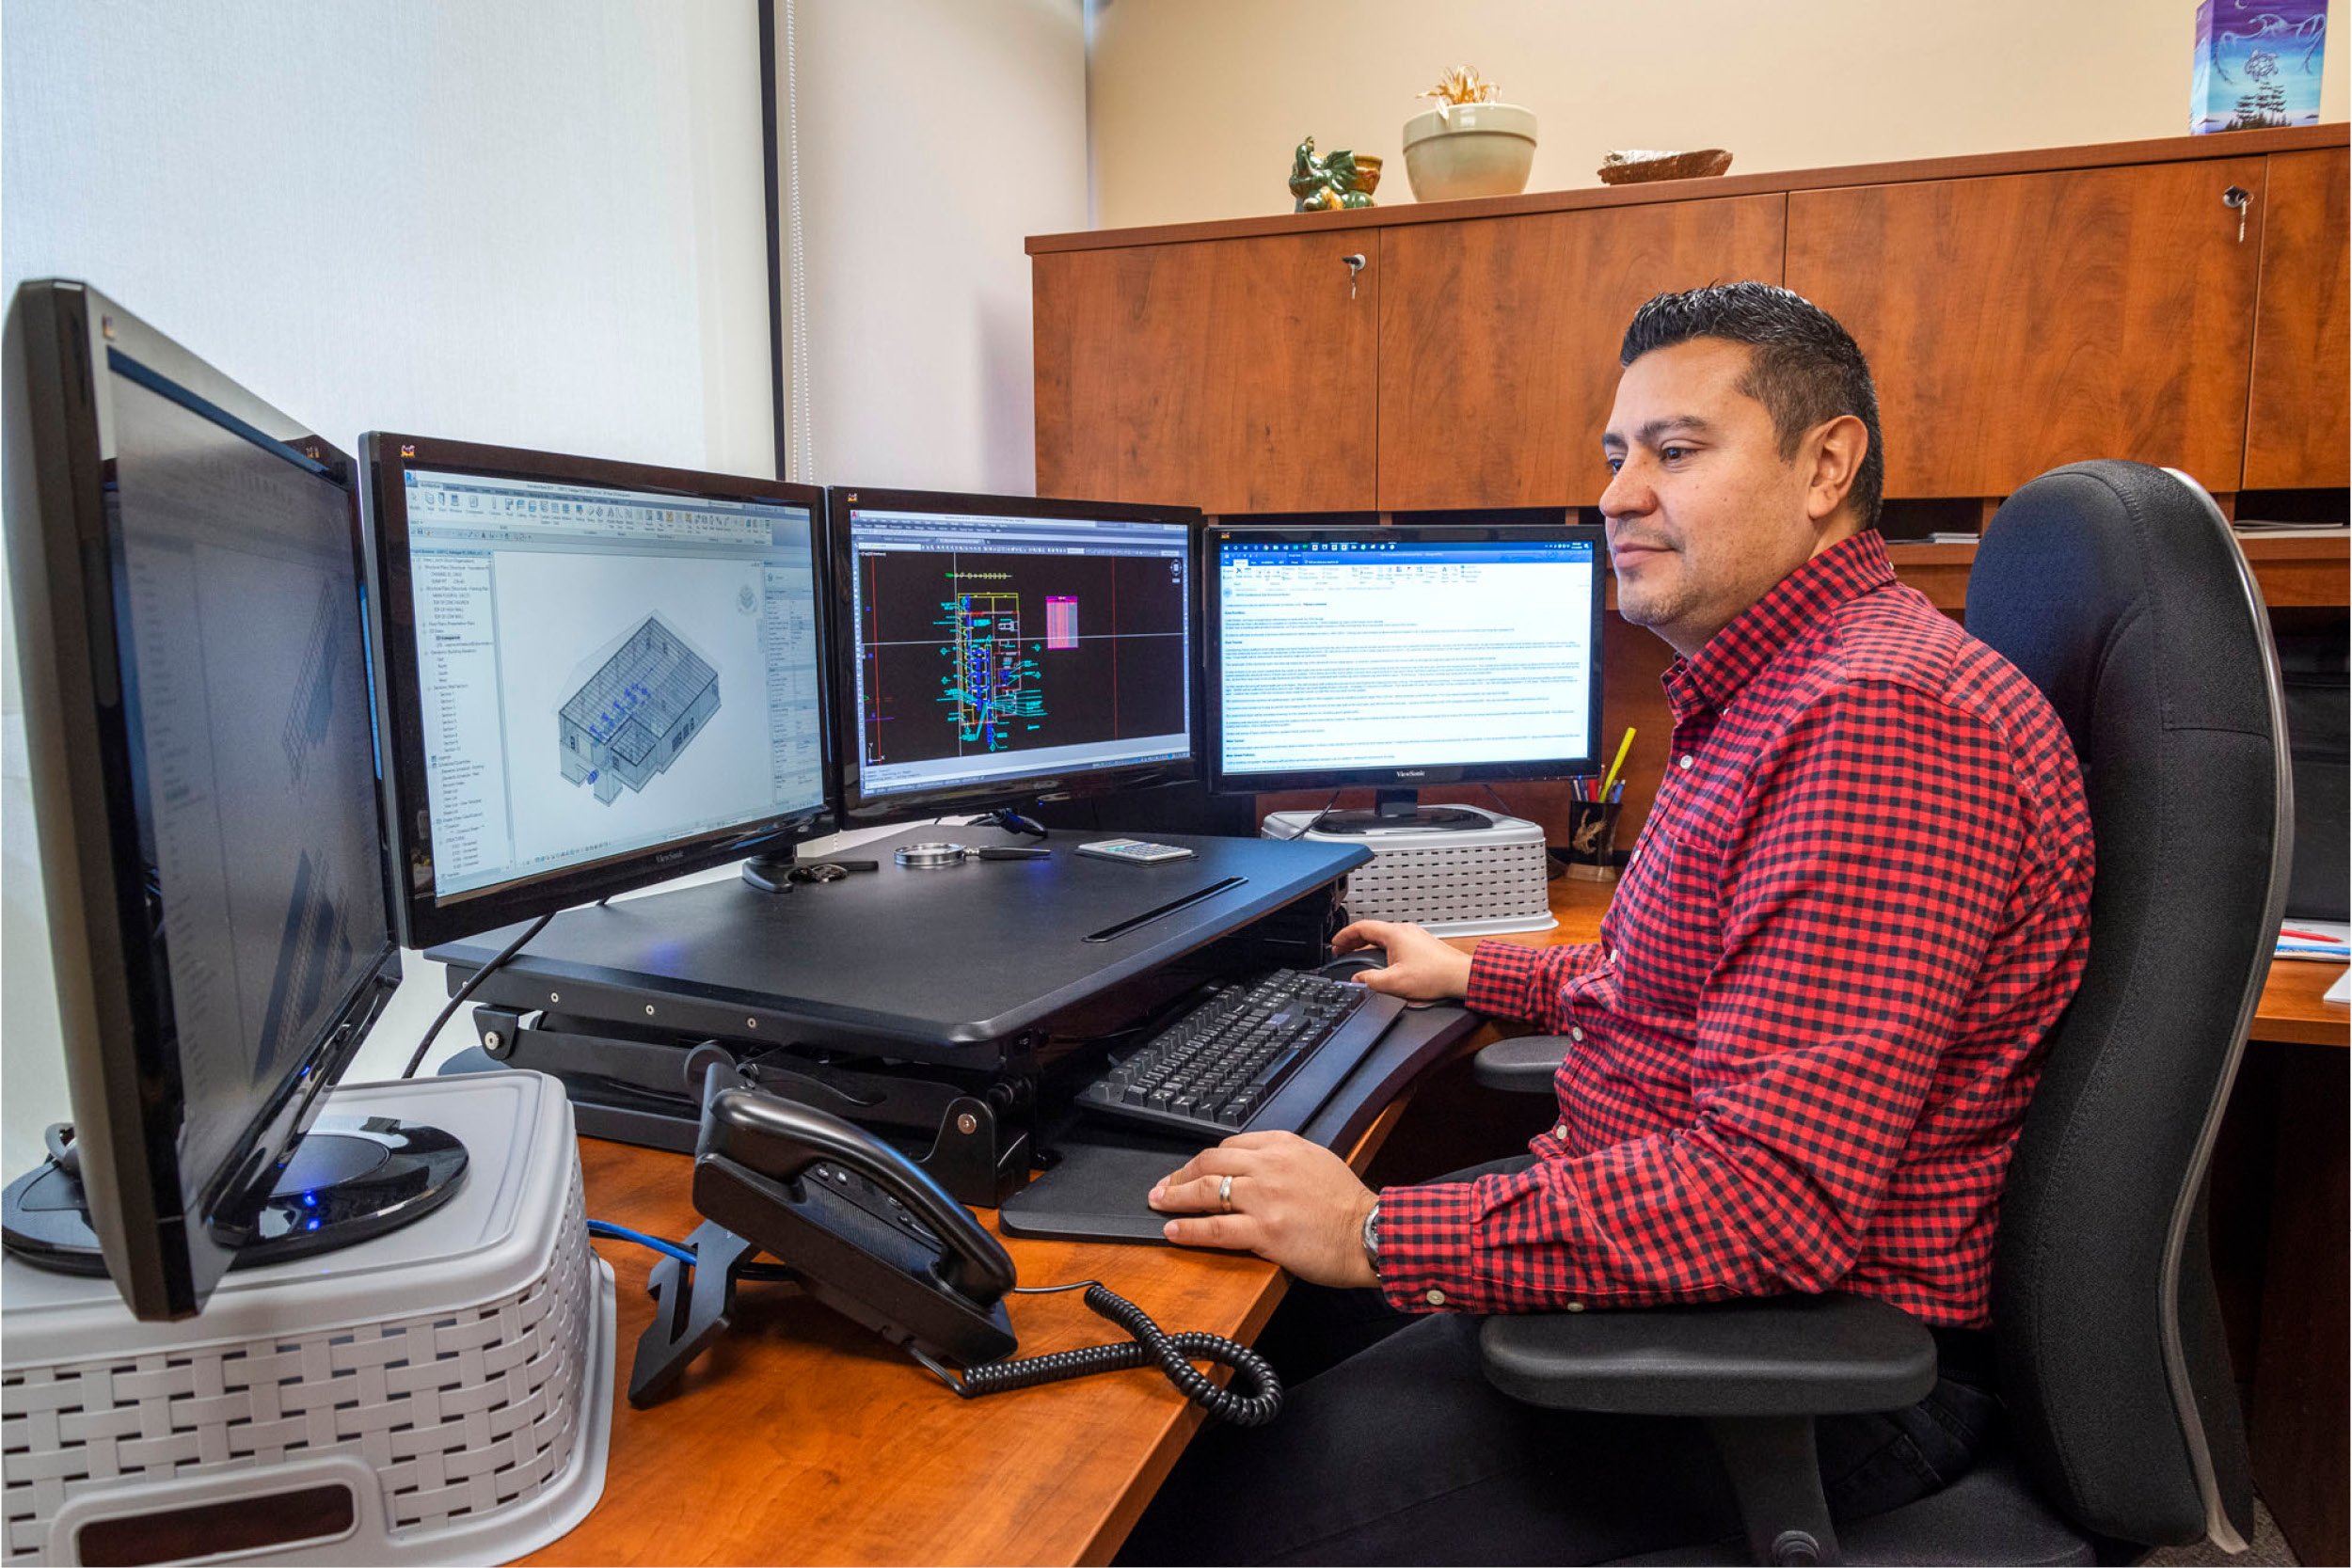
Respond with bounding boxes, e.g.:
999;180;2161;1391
1401;66;1536;202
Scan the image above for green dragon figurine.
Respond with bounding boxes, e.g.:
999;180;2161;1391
1289;136;1379;212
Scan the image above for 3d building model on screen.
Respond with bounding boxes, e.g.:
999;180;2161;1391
559;612;720;804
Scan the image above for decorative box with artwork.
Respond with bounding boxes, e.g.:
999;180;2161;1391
2193;0;2328;133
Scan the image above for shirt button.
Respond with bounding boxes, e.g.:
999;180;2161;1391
1677;754;1693;770
1425;1288;1446;1307
1565;1301;1587;1313
1570;1026;1584;1042
1553;1123;1567;1139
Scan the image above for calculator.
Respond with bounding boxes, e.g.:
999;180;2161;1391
1075;837;1198;865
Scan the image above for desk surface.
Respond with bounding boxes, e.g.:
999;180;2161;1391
533;878;2345;1566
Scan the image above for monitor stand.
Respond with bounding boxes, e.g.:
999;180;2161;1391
968;806;1048;841
0;1117;469;1278
1311;789;1492;834
740;843;804;892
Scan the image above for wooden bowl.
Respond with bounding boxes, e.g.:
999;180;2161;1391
1597;149;1734;185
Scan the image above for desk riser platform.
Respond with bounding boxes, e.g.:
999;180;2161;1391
429;828;1367;1204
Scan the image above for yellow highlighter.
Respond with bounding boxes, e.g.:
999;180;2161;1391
1597;727;1637;801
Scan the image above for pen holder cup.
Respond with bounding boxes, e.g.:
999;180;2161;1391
1562;800;1622;882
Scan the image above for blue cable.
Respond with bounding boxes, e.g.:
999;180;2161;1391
587;1218;699;1265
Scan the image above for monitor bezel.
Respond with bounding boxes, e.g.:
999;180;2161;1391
1204;521;1610;798
361;434;835;949
7;280;402;1319
825;485;1203;830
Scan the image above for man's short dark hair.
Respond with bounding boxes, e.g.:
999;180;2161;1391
1619;282;1884;531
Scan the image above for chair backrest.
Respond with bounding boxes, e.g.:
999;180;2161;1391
1967;462;2292;1551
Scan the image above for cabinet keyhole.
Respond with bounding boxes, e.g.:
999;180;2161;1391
2223;184;2252;244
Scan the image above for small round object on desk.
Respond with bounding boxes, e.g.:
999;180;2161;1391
894;841;968;869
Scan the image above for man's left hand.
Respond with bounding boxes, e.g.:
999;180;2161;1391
1149;1131;1379;1289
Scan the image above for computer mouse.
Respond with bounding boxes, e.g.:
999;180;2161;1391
1318;948;1389;981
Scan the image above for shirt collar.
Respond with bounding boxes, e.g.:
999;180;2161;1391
1662;531;1898;719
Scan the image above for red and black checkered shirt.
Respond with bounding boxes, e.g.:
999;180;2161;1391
1375;532;2094;1328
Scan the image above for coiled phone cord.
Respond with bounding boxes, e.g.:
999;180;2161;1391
910;1280;1283;1427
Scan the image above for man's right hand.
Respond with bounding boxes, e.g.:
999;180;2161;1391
1331;919;1472;1002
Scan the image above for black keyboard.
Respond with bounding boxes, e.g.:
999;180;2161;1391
1076;970;1406;1140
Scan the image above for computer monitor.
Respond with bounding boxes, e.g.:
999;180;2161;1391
361;437;834;945
1206;523;1608;831
1;282;461;1320
827;487;1200;831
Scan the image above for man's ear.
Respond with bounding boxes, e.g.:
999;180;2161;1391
1803;414;1869;530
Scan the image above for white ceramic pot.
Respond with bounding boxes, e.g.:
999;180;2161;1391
1401;102;1537;202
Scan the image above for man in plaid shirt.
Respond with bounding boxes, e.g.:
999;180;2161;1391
1123;284;2093;1565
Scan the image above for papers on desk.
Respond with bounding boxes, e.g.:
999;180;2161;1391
2276;919;2350;962
2327;969;2352;1006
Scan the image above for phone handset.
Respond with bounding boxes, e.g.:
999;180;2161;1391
687;1072;1019;1371
699;1080;1013;1306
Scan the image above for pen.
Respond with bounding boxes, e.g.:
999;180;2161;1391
1597;727;1637;801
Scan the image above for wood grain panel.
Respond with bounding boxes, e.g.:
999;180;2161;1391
1033;232;1376;515
2245;148;2350;490
1377;197;1787;509
1028;125;2345;256
1788;160;2268;498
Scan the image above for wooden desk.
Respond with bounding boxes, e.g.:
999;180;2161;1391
528;1140;1288;1566
533;879;2344;1565
1509;877;2348;1049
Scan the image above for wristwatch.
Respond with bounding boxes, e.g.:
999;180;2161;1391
1360;1199;1383;1281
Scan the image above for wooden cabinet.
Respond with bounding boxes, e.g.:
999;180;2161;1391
1033;131;2344;516
1787;158;2269;498
2246;148;2350;490
1376;196;1786;509
1031;230;1377;514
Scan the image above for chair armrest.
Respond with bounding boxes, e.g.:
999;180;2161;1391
1479;1291;1937;1418
1473;1035;1571;1093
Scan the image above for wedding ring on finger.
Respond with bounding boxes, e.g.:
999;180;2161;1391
1219;1174;1234;1212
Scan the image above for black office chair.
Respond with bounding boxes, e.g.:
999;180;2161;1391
1470;461;2294;1565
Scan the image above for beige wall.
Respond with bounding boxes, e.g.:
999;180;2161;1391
2;0;778;1174
787;0;1088;492
1087;0;2350;231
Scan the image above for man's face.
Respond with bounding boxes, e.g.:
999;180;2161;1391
1598;338;1858;657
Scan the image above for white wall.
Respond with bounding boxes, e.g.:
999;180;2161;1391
1;0;775;1177
785;0;1089;494
1086;0;2352;230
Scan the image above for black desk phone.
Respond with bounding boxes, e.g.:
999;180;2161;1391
626;1067;1281;1424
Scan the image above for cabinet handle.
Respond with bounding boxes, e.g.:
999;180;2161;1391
1343;253;1366;299
2223;184;2252;244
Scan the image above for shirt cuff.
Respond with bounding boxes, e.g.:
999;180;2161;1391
1465;939;1597;1028
1374;1180;1488;1313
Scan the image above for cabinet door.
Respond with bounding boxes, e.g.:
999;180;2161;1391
2245;148;2349;491
1377;196;1786;509
1032;232;1376;514
1788;159;2266;498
